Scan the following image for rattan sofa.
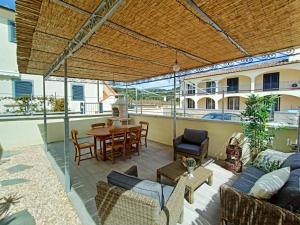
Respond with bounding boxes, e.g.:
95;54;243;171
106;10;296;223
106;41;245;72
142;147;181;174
220;152;300;225
95;166;186;225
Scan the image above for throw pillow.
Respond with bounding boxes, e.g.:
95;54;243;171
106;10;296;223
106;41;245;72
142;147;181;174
249;167;290;200
252;149;292;173
281;153;300;170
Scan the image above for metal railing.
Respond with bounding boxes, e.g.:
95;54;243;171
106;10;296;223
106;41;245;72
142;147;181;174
182;80;300;96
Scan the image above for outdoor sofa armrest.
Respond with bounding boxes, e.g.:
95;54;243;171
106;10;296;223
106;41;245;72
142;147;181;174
220;184;300;225
164;176;187;225
124;165;138;177
173;135;183;147
200;137;209;154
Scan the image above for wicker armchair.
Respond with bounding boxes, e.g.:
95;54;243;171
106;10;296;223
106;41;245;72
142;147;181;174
95;167;186;225
220;184;300;225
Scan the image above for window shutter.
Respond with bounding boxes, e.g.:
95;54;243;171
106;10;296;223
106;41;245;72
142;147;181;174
15;81;33;97
72;85;84;101
8;21;16;43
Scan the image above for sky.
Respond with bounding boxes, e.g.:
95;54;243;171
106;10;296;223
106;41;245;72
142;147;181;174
0;0;15;10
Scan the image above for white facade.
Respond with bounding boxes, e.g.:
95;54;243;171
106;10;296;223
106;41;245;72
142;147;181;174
0;7;18;77
0;6;115;114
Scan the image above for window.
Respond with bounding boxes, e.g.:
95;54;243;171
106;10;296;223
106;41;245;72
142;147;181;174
227;78;239;93
272;96;280;112
206;81;216;94
14;80;33;97
263;72;279;91
8;20;16;43
187;98;195;108
228;97;240;110
187;84;196;95
72;85;84;101
206;98;215;109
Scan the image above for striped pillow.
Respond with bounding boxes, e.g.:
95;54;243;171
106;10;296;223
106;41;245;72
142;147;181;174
249;167;290;199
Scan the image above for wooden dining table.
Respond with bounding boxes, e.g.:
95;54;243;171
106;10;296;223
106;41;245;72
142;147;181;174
86;124;139;161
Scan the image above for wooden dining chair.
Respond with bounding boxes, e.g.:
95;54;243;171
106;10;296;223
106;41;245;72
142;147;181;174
105;127;127;163
127;126;142;157
71;129;94;166
139;121;149;148
91;123;106;156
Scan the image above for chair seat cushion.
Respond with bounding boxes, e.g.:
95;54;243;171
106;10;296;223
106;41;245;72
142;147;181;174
270;168;300;212
232;166;266;193
176;143;201;155
183;129;207;145
107;171;174;209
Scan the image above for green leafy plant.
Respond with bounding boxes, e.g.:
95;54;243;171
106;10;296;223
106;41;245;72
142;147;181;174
0;194;22;217
252;153;281;173
241;94;277;160
49;97;64;112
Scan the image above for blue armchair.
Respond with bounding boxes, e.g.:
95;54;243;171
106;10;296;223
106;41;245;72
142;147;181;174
173;128;209;164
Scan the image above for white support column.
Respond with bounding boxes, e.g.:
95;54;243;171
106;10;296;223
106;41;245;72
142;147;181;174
250;77;255;93
214;97;219;110
63;59;71;192
215;80;219;94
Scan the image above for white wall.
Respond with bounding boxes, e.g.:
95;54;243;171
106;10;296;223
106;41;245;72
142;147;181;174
0;8;18;77
0;73;113;112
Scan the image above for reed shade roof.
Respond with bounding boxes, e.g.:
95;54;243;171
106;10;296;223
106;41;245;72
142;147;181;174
16;0;300;82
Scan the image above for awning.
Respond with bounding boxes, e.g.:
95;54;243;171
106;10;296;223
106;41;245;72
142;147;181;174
16;0;300;82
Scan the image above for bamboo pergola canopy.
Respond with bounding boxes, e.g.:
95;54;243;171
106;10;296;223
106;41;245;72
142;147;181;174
16;0;300;82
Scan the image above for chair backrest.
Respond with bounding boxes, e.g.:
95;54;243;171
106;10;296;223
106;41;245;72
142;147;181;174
109;127;127;147
183;128;208;145
95;181;161;225
128;126;142;143
139;121;149;136
71;129;79;147
91;122;106;129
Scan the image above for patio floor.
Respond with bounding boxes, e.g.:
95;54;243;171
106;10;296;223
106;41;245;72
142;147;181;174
48;139;235;225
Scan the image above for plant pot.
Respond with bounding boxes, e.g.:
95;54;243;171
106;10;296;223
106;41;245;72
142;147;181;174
187;166;194;178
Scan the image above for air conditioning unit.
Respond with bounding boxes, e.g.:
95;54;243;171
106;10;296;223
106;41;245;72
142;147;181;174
289;82;300;89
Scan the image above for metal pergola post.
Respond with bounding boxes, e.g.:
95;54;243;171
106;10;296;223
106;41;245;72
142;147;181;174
173;72;176;140
125;82;128;124
183;80;186;117
42;77;48;151
97;80;100;113
222;90;225;120
141;89;143;114
298;107;300;152
135;88;138;114
63;59;71;192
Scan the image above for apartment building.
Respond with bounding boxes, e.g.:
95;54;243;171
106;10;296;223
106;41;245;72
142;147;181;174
0;2;115;114
179;62;300;122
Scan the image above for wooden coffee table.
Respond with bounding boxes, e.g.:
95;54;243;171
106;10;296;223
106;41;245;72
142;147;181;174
157;160;213;203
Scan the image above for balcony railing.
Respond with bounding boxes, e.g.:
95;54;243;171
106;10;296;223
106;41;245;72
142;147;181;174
182;80;300;96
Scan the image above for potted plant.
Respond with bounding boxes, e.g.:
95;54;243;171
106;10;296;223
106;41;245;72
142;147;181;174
241;94;277;161
182;157;197;178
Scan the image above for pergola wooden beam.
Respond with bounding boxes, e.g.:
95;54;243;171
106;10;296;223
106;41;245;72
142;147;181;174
44;0;125;78
51;0;211;64
179;0;250;56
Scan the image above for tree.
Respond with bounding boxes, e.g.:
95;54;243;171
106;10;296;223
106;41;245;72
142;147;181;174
241;94;277;160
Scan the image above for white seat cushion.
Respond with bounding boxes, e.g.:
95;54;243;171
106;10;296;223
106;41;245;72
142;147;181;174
249;167;290;199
